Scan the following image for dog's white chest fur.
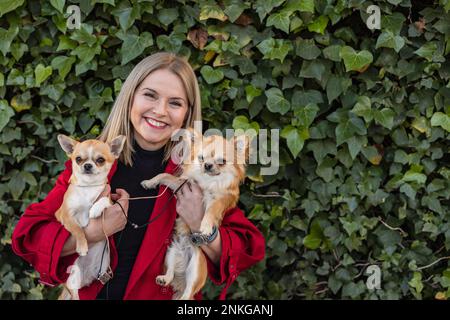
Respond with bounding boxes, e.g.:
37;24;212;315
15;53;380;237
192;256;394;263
66;185;104;227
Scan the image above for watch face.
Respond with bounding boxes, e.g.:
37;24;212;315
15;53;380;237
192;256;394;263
190;234;204;246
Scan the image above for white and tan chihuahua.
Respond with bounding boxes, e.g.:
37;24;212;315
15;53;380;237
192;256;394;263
141;128;250;299
56;134;125;300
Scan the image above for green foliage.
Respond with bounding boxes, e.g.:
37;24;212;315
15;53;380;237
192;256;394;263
1;0;450;300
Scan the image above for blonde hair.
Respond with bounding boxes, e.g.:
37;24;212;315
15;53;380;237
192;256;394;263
99;52;202;166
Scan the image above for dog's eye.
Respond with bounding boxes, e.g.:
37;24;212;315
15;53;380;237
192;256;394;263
217;158;225;165
96;157;105;164
75;156;82;164
198;155;204;162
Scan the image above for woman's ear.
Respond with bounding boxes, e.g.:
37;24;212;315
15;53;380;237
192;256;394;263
57;134;78;155
110;135;126;158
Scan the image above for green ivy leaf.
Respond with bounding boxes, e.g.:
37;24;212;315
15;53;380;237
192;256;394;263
351;96;372;123
414;42;438;62
0;0;24;17
50;0;65;14
266;11;291;33
34;64;53;87
232;115;260;133
51;56;76;80
303;220;323;249
430;112;450;132
199;4;227;21
158;8;179;26
281;125;309;158
335;116;367;146
296;38;321;60
0;100;14;132
257;38;293;62
340;46;373;72
298;0;314;13
326;75;343;103
307;16;329;35
375;31;405;53
409;272;424;295
293;103;319;128
119;32;153;65
200;65;224;84
0;26;19;56
381;12;406;35
224;1;249;22
245;84;262;104
266;87;290;115
374;108;395;130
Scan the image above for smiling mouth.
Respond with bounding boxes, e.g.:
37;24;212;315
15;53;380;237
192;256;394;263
144;117;168;128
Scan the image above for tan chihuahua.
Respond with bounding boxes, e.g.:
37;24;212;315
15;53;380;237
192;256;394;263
56;134;125;300
141;128;250;299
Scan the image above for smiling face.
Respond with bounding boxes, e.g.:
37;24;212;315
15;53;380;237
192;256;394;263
130;68;190;151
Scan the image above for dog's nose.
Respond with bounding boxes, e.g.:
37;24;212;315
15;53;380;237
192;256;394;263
84;163;93;171
204;163;213;171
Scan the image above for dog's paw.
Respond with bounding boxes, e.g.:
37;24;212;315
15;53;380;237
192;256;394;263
89;206;102;219
141;179;158;190
199;221;214;236
156;275;172;287
76;241;88;256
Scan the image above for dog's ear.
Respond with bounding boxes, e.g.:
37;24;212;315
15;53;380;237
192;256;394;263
184;127;201;144
170;127;202;164
109;135;126;158
57;134;78;155
233;134;251;164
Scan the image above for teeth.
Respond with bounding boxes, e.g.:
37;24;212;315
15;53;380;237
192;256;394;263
146;118;167;127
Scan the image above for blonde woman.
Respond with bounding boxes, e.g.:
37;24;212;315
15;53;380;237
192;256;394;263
12;52;265;300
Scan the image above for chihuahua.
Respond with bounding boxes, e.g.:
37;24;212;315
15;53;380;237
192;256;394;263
141;128;250;299
56;134;126;300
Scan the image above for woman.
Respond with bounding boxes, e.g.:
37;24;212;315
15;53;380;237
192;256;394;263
11;52;265;300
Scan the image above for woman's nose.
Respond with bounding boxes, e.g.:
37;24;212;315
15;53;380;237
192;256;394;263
152;98;169;116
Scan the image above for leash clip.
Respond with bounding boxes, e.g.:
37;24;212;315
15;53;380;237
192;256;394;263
98;269;113;285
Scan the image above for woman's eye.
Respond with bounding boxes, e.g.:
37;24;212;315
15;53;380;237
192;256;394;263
170;101;182;107
144;93;156;99
96;157;105;164
75;156;82;164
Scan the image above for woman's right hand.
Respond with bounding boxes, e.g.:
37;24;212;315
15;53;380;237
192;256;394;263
61;187;130;256
85;187;130;244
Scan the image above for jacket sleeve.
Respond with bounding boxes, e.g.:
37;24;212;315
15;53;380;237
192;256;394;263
204;206;265;300
11;160;78;287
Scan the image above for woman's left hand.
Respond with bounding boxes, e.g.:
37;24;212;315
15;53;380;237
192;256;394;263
175;181;204;232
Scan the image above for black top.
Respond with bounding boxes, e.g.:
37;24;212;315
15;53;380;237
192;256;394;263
96;141;167;300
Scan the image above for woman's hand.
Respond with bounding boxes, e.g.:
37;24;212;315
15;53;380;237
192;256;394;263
61;186;129;256
85;187;129;243
175;181;204;232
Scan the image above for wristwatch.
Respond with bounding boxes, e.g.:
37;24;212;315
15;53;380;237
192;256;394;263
190;226;219;246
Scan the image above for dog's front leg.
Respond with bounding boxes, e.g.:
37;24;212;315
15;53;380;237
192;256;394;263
141;173;185;192
89;197;112;219
199;197;233;236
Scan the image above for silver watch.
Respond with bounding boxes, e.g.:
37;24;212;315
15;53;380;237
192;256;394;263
190;226;218;246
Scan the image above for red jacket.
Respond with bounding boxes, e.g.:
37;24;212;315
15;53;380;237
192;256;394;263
11;157;265;300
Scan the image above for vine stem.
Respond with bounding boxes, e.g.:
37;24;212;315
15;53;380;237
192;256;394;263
417;256;450;271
